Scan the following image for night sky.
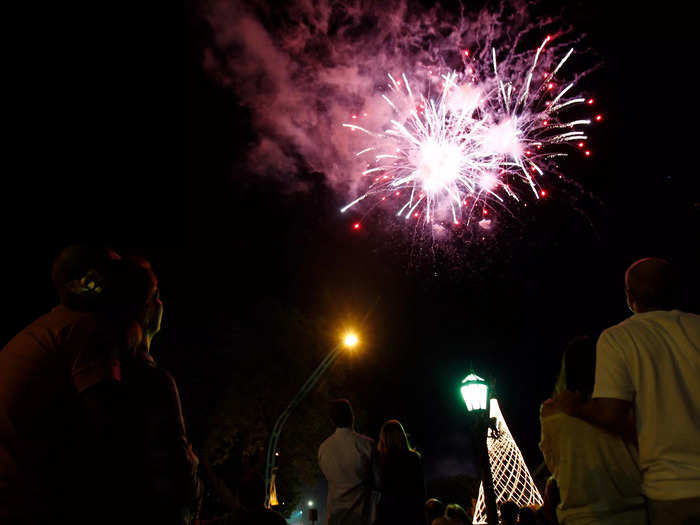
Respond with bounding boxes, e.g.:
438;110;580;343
4;0;700;517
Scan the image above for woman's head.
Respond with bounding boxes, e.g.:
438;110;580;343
103;257;162;348
378;419;413;458
553;336;596;398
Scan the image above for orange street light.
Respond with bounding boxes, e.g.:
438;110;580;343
343;331;359;348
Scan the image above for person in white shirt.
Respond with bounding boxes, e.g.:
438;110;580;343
318;399;375;525
551;258;700;525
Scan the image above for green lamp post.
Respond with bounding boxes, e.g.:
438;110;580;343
461;373;499;525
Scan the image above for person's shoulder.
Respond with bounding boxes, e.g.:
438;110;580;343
673;309;700;324
408;450;423;470
319;431;335;452
41;305;94;330
25;305;83;332
599;316;640;347
604;310;697;339
623;309;698;325
539;400;561;419
3;305;89;354
355;430;374;441
408;449;422;461
354;431;375;445
602;317;633;335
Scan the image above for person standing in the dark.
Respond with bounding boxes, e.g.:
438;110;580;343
106;257;201;524
499;501;519;525
319;399;376;525
375;419;425;525
0;245;122;524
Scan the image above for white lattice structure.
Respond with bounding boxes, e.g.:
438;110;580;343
473;399;543;524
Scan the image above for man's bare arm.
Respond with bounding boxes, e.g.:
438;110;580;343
570;397;634;437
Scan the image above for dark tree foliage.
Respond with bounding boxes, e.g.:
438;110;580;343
200;297;354;516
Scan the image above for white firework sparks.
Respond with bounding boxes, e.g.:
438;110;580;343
341;37;600;231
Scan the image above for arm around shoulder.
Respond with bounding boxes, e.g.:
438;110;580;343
571;397;634;436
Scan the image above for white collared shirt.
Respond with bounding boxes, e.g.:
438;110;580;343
319;427;375;525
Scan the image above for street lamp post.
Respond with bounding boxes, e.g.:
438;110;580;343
460;373;499;525
264;331;360;508
308;500;318;525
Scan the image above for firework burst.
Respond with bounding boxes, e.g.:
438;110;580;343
342;36;599;232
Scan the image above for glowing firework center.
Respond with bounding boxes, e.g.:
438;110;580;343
341;36;597;232
414;140;462;195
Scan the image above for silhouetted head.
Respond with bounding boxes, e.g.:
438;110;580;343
237;471;264;509
499;501;519;523
444;503;469;523
329;399;353;429
103;257;162;350
52;244;120;311
518;506;537;525
625;258;674;313
553;336;596;399
425;498;445;524
378;419;414;459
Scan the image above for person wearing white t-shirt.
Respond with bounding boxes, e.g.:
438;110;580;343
551;258;700;525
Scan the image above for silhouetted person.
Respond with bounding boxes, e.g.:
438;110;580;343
519;506;537;525
0;245;121;523
500;501;519;525
444;503;469;524
319;399;375;525
540;336;646;524
216;471;286;525
425;498;447;525
551;258;700;525
539;477;560;525
375;419;424;525
109;257;201;523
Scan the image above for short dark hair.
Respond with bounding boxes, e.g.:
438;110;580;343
425;498;445;523
52;244;120;311
626;258;674;310
329;399;353;428
500;501;519;521
445;503;468;522
564;336;596;397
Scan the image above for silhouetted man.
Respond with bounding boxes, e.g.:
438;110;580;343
425;498;448;525
553;258;700;525
499;500;519;525
318;399;375;525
